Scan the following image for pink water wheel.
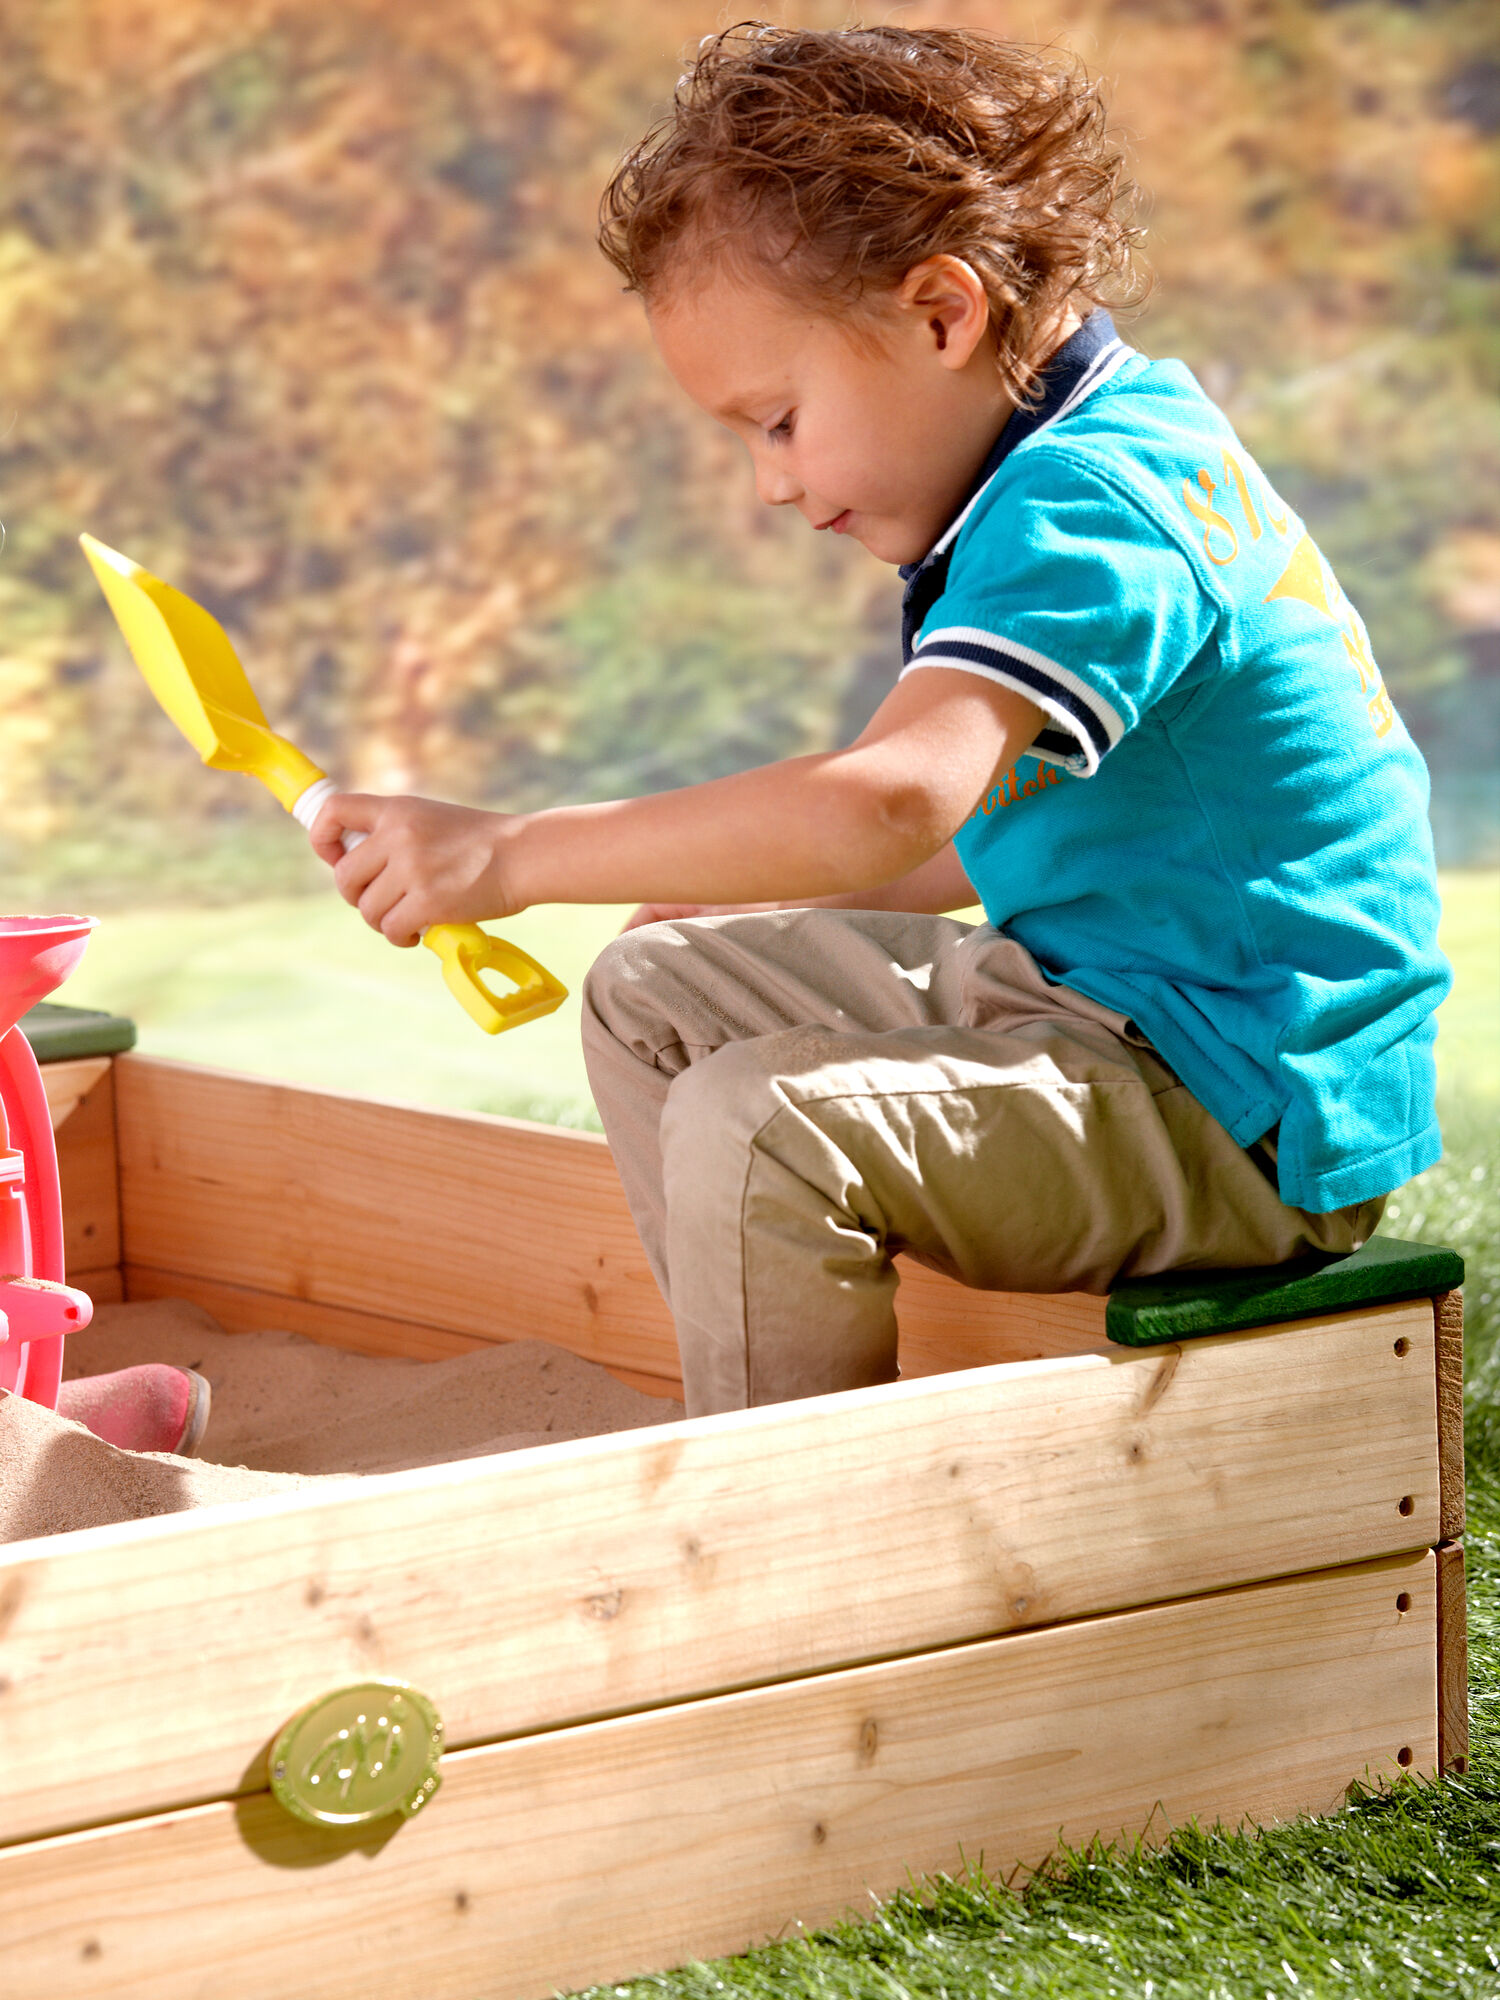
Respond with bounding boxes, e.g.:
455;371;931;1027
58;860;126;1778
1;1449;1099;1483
0;916;98;1408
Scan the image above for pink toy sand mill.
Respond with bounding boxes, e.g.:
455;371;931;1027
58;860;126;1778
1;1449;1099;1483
0;916;97;1408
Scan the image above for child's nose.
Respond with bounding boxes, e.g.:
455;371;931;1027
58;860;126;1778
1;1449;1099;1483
753;455;802;508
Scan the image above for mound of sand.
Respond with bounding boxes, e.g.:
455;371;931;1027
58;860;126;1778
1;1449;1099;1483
1;1298;682;1544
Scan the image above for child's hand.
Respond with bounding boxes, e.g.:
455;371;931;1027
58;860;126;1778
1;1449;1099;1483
308;793;517;946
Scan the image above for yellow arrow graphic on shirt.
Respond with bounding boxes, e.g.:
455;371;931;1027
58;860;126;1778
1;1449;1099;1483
1264;533;1333;619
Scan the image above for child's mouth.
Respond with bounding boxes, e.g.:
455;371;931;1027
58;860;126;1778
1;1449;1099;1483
819;510;852;535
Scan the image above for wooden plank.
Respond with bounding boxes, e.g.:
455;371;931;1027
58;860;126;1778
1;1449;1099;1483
111;1055;1125;1384
69;1267;125;1309
117;1266;1111;1391
897;1275;1110;1371
1436;1539;1469;1776
0;1300;1437;1844
122;1265;681;1397
51;1062;121;1280
124;1265;495;1362
0;1553;1437;2000
114;1054;683;1382
39;1057;111;1131
121;1260;1098;1389
1435;1289;1465;1540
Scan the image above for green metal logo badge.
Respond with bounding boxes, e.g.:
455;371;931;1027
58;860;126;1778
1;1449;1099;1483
269;1680;444;1828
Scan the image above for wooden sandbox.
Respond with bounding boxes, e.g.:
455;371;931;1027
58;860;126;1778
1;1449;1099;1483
0;1021;1468;2000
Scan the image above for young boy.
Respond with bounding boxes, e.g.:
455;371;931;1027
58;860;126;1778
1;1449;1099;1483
311;24;1449;1418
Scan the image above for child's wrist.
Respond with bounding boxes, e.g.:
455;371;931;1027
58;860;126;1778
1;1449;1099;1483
490;810;540;914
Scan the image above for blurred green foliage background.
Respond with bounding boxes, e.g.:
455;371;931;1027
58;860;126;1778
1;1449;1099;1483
2;0;1498;915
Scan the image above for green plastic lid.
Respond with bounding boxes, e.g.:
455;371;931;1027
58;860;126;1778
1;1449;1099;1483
1106;1234;1464;1346
18;1001;136;1062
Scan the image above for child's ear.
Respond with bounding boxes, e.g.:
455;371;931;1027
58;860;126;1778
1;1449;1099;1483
899;256;991;369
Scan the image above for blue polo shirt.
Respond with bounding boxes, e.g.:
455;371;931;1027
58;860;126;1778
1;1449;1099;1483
901;314;1448;1213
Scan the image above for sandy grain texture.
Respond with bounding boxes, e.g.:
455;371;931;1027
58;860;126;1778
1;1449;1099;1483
2;1299;682;1543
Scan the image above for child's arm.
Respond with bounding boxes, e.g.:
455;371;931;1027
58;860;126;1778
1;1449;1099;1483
619;843;976;934
310;670;1038;946
805;840;978;915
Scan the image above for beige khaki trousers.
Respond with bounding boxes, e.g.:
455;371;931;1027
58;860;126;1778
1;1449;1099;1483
581;910;1383;1417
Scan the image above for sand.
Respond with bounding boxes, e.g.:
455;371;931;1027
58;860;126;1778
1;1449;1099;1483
0;1299;683;1544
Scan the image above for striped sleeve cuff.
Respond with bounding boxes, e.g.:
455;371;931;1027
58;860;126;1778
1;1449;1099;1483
899;626;1124;776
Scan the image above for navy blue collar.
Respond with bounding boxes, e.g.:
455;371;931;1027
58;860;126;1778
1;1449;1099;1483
900;311;1127;660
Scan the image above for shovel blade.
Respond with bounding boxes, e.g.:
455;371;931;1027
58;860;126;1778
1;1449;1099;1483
81;535;324;809
80;534;271;759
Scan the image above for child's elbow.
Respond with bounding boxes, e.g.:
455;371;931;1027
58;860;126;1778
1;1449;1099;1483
863;774;963;872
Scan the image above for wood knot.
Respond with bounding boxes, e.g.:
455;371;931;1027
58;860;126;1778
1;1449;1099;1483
858;1719;878;1765
679;1536;717;1582
1135;1348;1180;1418
585;1589;624;1621
811;1822;827;1845
0;1574;26;1638
304;1580;326;1608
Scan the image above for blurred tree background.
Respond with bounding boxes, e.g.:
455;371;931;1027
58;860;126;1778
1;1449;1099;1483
1;0;1496;910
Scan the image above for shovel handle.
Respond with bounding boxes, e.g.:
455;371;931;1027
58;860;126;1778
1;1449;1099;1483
421;926;568;1035
292;779;568;1036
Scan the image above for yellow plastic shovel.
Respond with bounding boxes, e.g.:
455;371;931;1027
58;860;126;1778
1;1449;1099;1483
79;534;567;1035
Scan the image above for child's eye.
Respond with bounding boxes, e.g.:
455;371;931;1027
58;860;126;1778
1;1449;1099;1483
767;413;795;442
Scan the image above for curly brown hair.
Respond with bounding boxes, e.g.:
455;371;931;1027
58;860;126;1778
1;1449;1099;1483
598;22;1144;405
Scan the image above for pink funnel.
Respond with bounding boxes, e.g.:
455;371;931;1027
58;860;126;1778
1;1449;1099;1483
0;916;97;1034
0;916;98;1407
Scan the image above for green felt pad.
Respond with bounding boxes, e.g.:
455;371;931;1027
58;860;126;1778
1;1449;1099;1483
1106;1234;1464;1346
19;1001;138;1063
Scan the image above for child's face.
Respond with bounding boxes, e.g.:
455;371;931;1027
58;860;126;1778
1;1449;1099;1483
649;258;1012;567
